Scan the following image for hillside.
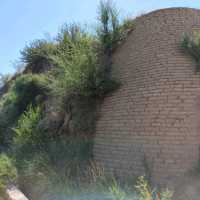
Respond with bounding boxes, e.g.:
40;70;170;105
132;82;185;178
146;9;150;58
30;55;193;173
0;1;138;199
1;2;200;200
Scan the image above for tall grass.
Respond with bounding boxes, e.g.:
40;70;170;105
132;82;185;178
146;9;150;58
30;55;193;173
0;153;17;200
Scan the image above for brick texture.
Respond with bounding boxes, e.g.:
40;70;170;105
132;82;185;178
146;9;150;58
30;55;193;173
93;8;200;185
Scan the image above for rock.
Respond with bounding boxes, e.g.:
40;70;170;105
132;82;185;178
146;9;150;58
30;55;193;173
5;185;29;200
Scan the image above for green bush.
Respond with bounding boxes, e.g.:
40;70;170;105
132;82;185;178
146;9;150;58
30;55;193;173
0;154;17;189
181;32;200;70
13;105;43;164
13;74;50;112
107;178;127;200
13;106;42;144
21;39;57;72
0;107;18;147
135;176;173;200
13;103;92;183
14;135;93;199
97;0;120;53
0;90;19;147
0;74;50;147
52;26;99;96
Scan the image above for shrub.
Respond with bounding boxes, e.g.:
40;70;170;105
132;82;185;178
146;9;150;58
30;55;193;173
0;90;19;147
0;154;17;190
49;4;121;98
13;103;93;185
21;39;57;73
13;106;42;144
52;27;99;97
0;68;51;148
0;106;18;148
13;74;50;112
181;32;200;70
135;176;173;200
14;135;93;199
13;105;43;164
97;0;120;53
0;74;49;111
107;178;127;200
56;23;92;55
50;137;92;174
118;17;135;41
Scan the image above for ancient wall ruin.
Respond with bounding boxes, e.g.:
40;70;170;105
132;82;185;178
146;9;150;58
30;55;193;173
94;8;200;184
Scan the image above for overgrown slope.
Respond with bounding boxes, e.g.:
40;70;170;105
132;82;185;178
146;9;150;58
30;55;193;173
0;1;135;198
0;1;172;200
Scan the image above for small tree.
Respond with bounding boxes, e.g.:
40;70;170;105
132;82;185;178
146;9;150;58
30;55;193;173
97;0;120;54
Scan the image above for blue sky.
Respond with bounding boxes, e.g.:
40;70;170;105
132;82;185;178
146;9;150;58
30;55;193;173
0;0;200;75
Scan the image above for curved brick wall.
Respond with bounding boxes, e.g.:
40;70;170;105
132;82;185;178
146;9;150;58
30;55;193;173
94;8;200;184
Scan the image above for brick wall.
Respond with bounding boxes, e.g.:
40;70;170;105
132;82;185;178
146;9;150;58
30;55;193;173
93;8;200;185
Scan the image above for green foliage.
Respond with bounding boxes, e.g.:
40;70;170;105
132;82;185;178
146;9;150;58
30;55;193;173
0;1;130;147
50;23;120;133
135;176;173;200
15;136;93;199
21;39;57;72
15;136;93;179
52;24;99;96
56;23;92;56
0;89;16;108
120;17;135;31
159;190;173;200
0;2;137;199
13;105;42;150
0;109;17;148
0;91;19;147
0;154;17;189
181;32;200;69
107;179;127;200
13;74;50;112
97;0;120;52
0;74;50;147
0;73;49;117
97;1;135;52
12;104;93;191
118;17;135;40
135;177;153;200
43;136;93;180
